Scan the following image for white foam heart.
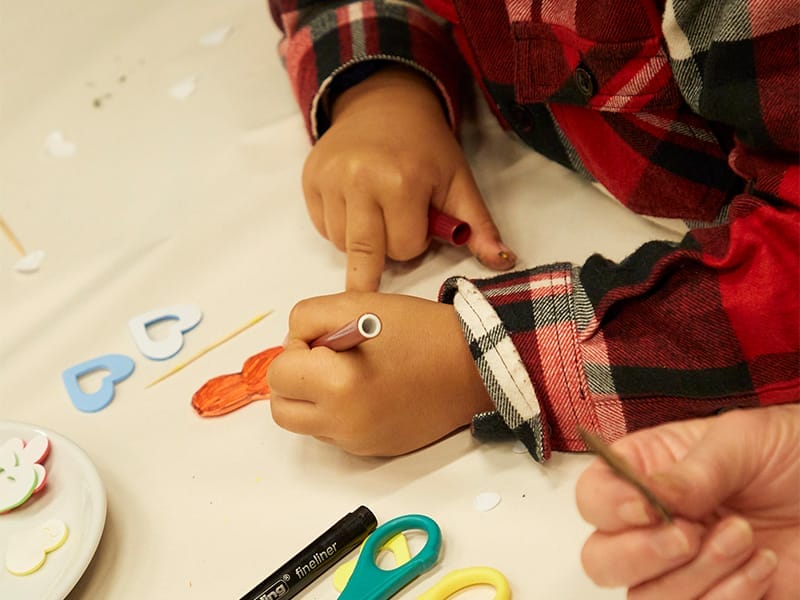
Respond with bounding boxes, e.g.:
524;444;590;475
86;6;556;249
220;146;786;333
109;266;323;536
44;131;76;158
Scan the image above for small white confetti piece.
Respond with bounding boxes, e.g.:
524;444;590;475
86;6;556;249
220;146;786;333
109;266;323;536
474;492;501;512
169;76;197;100
512;440;528;454
44;131;76;158
14;250;45;273
199;25;232;46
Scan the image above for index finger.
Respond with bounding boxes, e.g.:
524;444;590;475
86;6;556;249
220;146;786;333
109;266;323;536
345;198;386;291
576;457;665;532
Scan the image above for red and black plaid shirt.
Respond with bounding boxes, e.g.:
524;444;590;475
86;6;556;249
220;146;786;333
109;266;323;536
270;0;800;461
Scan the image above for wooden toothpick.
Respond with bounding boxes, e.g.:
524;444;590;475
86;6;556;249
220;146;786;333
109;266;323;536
0;216;27;256
578;426;673;523
146;310;274;388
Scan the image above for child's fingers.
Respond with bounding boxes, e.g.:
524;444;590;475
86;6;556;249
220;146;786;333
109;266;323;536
267;340;350;402
628;516;757;600
443;168;516;270
345;198;386;291
269;394;328;437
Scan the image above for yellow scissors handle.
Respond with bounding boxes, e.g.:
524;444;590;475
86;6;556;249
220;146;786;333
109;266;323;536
416;566;511;600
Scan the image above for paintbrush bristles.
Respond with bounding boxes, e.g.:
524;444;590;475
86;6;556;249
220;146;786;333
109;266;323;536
577;426;673;523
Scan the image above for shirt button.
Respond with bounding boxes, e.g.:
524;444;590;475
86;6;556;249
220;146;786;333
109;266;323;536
574;66;595;98
509;104;534;133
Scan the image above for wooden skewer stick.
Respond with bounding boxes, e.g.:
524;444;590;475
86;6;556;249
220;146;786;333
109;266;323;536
578;426;673;523
146;310;275;388
0;216;27;256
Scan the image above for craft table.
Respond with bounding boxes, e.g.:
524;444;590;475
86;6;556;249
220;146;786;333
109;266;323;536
1;1;686;598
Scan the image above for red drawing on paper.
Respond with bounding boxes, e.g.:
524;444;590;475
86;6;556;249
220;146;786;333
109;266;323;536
191;346;283;417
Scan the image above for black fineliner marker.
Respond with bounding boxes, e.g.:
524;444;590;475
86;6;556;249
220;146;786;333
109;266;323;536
239;505;377;600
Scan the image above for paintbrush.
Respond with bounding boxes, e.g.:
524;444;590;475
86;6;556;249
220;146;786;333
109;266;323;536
577;426;673;523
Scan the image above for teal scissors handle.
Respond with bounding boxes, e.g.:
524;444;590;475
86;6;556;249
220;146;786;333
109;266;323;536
339;514;442;600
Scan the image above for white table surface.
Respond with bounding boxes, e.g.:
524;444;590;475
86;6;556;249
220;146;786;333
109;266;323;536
0;1;686;598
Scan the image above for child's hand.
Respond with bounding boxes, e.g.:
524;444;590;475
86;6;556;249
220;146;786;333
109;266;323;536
575;405;799;599
303;65;516;291
266;292;494;456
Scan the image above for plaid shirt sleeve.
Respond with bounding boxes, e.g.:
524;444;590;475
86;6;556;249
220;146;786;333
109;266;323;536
441;2;800;462
267;0;464;140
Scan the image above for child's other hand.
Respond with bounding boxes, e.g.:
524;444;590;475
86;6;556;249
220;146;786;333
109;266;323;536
303;65;516;292
266;292;494;456
575;405;799;599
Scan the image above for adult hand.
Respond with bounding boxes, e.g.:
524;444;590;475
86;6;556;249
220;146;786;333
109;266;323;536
266;292;494;455
303;65;516;292
576;404;799;599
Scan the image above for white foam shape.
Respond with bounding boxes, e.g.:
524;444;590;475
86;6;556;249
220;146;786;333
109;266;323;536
0;453;37;513
199;25;232;46
20;435;50;464
474;492;501;512
5;519;69;575
44;131;76;158
2;438;23;457
32;464;47;494
13;249;46;273
169;76;197;100
128;303;203;360
0;435;49;510
512;440;528;454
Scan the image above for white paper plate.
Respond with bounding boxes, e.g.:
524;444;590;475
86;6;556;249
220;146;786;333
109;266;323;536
0;421;106;600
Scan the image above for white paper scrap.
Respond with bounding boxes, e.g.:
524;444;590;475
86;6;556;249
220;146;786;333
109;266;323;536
14;250;45;273
44;131;76;158
169;76;197;100
199;25;232;46
474;492;502;512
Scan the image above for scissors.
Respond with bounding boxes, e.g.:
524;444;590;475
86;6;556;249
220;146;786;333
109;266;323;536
417;566;511;600
338;514;442;600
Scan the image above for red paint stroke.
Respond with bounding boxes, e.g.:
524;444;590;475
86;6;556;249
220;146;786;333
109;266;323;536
191;346;284;417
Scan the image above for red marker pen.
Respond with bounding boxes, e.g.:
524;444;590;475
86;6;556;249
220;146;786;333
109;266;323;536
428;207;471;246
310;313;382;351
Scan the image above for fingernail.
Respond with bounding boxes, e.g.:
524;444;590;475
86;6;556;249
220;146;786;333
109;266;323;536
652;525;691;560
711;517;753;557
746;549;778;582
496;243;517;265
618;500;652;526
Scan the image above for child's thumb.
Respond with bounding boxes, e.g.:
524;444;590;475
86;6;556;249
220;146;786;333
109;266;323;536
443;170;517;271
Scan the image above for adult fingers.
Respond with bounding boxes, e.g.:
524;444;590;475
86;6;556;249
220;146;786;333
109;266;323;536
576;416;714;531
575;429;690;531
580;519;705;589
345;197;386;291
701;548;778;600
628;516;757;599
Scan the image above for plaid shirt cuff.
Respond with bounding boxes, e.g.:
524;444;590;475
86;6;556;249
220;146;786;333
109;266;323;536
440;276;551;461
